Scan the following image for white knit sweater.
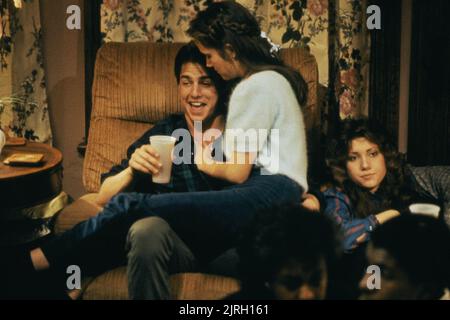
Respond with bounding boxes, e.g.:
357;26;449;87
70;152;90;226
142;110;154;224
224;70;308;191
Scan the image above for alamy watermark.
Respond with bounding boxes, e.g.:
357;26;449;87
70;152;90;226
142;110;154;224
64;264;383;292
66;4;381;31
66;5;81;30
367;5;382;30
66;265;81;290
365;265;381;290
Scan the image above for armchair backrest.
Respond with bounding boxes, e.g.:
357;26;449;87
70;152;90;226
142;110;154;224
83;42;320;193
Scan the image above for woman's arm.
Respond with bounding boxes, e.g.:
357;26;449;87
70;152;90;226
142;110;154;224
324;189;401;251
322;190;377;250
195;142;255;184
375;209;400;224
324;192;373;251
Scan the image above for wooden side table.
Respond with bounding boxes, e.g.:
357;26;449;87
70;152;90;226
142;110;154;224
1;141;63;208
0;141;63;244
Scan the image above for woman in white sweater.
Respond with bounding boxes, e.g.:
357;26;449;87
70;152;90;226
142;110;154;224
187;0;309;194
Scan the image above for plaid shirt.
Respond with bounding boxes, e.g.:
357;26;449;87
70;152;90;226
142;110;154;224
322;187;380;252
101;113;231;194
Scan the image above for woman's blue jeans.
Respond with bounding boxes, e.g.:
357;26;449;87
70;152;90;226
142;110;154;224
41;174;303;272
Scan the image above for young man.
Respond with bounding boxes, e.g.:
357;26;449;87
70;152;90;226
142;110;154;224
1;43;233;299
359;214;450;300
116;44;233;299
95;43;231;208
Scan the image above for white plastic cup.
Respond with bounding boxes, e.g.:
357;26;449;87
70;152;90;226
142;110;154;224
149;135;176;184
409;203;440;218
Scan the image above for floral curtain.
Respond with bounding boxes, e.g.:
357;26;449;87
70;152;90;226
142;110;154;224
101;0;369;119
0;0;51;143
332;0;370;119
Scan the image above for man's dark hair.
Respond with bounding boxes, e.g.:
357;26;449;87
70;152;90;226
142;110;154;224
174;42;231;116
237;204;342;298
371;214;450;299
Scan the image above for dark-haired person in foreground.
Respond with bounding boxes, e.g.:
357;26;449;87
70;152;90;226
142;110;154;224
228;205;343;300
359;214;450;300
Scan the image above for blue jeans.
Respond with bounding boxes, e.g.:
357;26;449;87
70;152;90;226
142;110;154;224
42;174;303;272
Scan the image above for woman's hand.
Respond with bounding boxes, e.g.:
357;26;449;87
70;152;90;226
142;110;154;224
194;135;253;184
194;132;216;172
128;145;162;176
375;209;401;224
301;193;321;212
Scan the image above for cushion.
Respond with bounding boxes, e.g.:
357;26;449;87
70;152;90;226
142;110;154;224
53;193;101;234
79;268;240;300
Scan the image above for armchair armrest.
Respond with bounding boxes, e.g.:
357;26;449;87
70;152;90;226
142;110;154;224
53;193;102;234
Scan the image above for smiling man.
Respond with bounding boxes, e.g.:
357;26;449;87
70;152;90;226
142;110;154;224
95;42;234;300
96;42;231;207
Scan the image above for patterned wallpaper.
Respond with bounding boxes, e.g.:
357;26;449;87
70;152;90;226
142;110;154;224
100;0;370;119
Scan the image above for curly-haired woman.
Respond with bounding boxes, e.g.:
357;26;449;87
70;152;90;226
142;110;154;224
323;118;449;252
